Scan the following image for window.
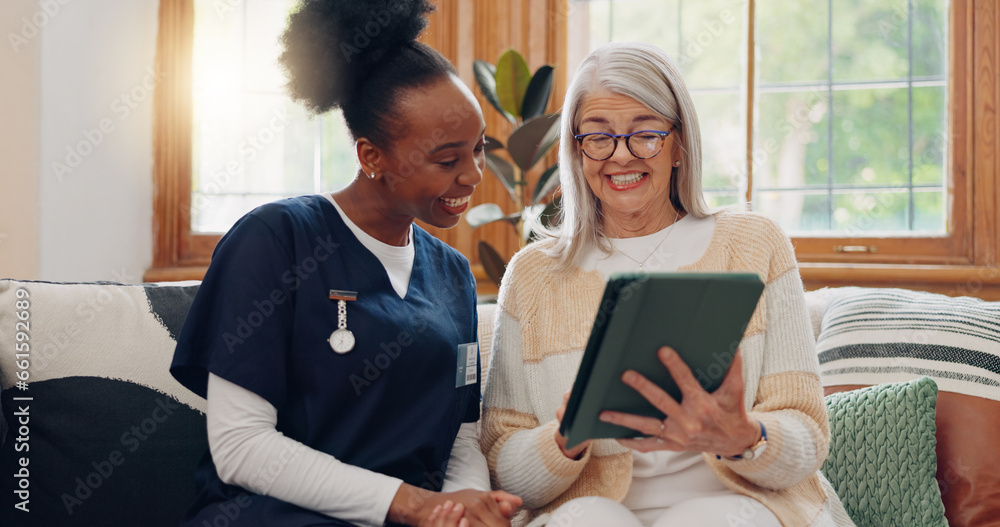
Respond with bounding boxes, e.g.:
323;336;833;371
190;0;355;233
570;0;954;259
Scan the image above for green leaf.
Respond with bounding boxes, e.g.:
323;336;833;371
531;163;560;204
474;60;514;123
485;135;505;153
495;49;531;119
478;240;507;288
465;203;506;228
484;153;518;204
521;65;554;120
507;113;561;173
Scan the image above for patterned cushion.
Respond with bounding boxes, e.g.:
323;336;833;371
822;377;947;527
0;279;205;527
816;287;1000;400
816;287;1000;527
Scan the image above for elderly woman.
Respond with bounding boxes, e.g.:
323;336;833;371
480;42;854;527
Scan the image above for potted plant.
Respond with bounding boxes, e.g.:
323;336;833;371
467;49;562;287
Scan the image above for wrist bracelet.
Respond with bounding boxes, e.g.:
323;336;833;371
716;421;767;461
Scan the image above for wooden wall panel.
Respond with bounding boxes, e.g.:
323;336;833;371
973;0;998;266
417;0;570;290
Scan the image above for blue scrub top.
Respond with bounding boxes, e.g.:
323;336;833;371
170;195;480;526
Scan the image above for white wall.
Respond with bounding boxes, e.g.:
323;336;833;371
4;0;159;283
0;0;41;280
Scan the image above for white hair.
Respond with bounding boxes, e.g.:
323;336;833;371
544;41;709;271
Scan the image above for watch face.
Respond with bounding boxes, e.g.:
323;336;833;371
329;328;355;354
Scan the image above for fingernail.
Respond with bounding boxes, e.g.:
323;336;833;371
660;347;673;358
599;412;611;422
623;371;636;383
443;500;453;509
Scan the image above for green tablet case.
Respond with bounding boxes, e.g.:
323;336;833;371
559;272;765;449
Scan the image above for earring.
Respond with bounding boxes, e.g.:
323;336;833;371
674;160;681;167
369;172;376;180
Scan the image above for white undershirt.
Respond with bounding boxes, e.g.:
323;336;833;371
582;214;740;525
204;196;490;527
325;193;414;299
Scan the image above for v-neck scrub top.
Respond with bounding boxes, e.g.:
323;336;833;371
170;195;481;525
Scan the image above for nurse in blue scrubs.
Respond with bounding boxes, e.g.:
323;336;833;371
169;1;521;526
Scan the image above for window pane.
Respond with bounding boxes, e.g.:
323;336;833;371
606;0;682;58
675;0;744;89
755;0;828;84
831;189;908;234
832;0;909;81
913;0;948;77
753;91;830;189
695;92;745;197
191;0;356;234
831;88;908;187
756;190;830;232
913;188;945;232
192;193;289;234
704;192;743;209
913;86;946;186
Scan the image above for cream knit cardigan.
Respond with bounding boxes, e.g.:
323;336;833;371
480;210;852;527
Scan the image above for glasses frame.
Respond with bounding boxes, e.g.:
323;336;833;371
573;129;673;161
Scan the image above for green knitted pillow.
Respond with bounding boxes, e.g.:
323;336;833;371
821;377;946;527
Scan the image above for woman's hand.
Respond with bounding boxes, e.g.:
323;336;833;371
389;484;522;527
554;391;592;459
423;500;468;527
598;347;760;457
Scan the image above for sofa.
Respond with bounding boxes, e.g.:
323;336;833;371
0;278;997;527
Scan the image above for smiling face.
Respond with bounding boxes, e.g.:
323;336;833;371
577;90;682;236
376;75;487;229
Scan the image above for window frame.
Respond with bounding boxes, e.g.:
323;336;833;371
742;0;970;266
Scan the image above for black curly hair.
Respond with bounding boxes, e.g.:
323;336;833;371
279;0;457;148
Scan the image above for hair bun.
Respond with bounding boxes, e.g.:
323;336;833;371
279;0;436;114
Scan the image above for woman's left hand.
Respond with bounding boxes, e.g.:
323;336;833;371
598;347;760;457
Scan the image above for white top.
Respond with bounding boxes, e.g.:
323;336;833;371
581;213;716;276
204;197;490;527
583;214;738;524
325;193;414;299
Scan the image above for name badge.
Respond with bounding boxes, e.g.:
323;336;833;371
455;342;478;388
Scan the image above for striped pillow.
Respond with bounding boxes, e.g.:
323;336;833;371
816;287;1000;402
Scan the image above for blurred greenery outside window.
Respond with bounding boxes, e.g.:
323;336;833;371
190;0;357;234
568;0;948;238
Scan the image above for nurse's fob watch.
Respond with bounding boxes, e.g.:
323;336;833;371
328;290;358;354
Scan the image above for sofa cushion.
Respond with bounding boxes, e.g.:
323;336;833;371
822;377;947;527
0;279;206;527
817;287;1000;527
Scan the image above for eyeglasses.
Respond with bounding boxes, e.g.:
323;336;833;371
573;129;673;161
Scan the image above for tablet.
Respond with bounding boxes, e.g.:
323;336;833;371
559;272;765;449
